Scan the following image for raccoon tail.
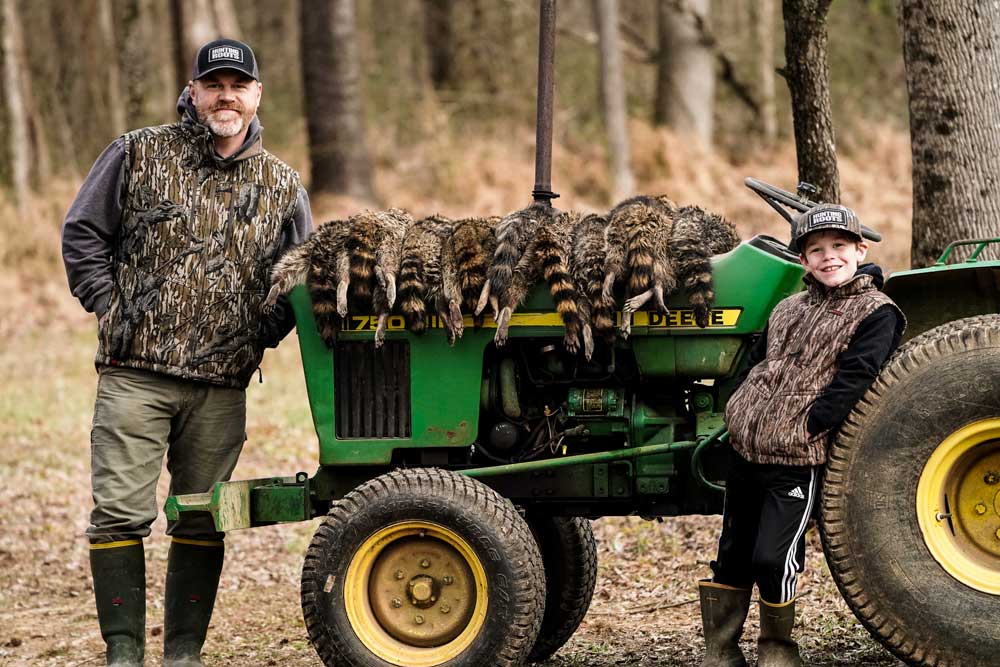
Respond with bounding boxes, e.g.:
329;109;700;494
625;223;655;297
484;222;521;311
673;226;714;328
456;238;490;318
537;233;583;352
397;254;427;334
266;244;309;307
347;218;377;307
307;251;340;348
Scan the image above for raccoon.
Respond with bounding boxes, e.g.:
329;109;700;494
670;205;741;328
533;210;586;354
265;218;351;348
476;203;554;325
570;212;612;360
609;195;678;337
440;216;500;343
396;214;454;335
366;209;415;347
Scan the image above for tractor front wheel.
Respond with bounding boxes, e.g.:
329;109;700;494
820;315;1000;667
300;468;545;667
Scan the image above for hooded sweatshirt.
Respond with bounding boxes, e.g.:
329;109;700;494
725;264;905;466
62;89;314;387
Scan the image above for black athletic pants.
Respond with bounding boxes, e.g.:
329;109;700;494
709;452;821;604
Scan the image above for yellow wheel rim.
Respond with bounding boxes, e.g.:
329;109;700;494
917;418;1000;594
344;521;489;666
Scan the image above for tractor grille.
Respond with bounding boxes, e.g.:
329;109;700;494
335;341;411;439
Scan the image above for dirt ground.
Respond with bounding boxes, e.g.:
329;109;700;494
0;289;904;667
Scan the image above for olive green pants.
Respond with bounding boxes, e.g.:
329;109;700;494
87;366;246;544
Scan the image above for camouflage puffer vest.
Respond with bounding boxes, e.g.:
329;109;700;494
724;274;902;466
96;123;300;388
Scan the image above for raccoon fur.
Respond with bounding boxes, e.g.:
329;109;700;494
265;218;350;348
670;205;741;328
570;212;612;360
342;208;414;347
533;210;586;354
440;216;500;343
608;195;679;337
396;214;454;335
476;203;554;325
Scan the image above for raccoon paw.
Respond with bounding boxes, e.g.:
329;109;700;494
337;282;349;318
374;313;388;348
264;283;282;308
448;301;465;338
563;331;580;355
474;282;492;316
494;306;512;347
582;324;594;361
620;311;633;339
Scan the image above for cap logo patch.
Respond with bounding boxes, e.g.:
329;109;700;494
209;46;243;63
808;210;846;228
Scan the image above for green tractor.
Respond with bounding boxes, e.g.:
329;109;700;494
166;4;1000;664
165;177;1000;666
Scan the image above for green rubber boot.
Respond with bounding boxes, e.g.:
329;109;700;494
163;539;225;667
698;580;751;667
90;541;145;666
757;598;804;667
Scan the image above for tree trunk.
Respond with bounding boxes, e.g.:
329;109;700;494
423;0;454;90
752;0;777;142
653;0;715;145
299;0;375;201
781;0;839;203
98;0;128;137
2;0;32;210
900;0;1000;267
593;0;635;201
211;0;241;38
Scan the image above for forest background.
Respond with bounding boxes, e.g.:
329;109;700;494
0;1;923;665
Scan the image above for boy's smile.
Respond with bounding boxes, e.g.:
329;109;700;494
798;230;869;288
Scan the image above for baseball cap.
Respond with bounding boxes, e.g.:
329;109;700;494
192;38;259;81
790;203;863;252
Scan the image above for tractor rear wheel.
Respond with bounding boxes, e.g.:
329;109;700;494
820;315;1000;667
300;468;545;667
526;516;598;662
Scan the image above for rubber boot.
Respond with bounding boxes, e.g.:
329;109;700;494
698;580;751;667
90;541;145;666
163;539;225;667
757;598;804;667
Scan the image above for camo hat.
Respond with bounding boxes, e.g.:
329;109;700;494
791;203;863;252
192;38;259;81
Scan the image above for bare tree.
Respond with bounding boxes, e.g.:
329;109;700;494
752;0;777;142
781;0;839;203
169;0;241;90
653;0;715;145
593;0;634;201
98;0;127;137
300;0;375;201
423;0;455;90
2;0;29;207
900;0;1000;267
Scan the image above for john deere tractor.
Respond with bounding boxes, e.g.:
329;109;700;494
166;3;1000;665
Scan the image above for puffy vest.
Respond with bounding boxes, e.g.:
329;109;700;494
724;273;903;466
96;122;300;388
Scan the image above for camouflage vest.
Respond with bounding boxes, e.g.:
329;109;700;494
95;122;300;388
724;273;903;466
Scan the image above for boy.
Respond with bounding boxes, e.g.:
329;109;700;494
698;203;905;667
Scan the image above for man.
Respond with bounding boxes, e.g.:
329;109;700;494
62;39;313;666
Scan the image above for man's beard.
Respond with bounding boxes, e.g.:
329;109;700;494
198;106;253;138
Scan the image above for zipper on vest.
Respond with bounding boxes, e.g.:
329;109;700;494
186;173;217;364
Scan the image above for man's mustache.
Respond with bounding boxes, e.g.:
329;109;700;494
211;104;245;113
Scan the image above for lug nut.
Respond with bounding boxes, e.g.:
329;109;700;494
985;472;999;485
420;559;431;568
391;598;402;608
975;503;988;515
440;604;451;614
414;615;425;625
996;529;1000;541
443;576;453;585
394;569;404;580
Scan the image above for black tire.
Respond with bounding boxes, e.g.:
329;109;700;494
525;516;598;663
301;468;546;667
820;315;1000;667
